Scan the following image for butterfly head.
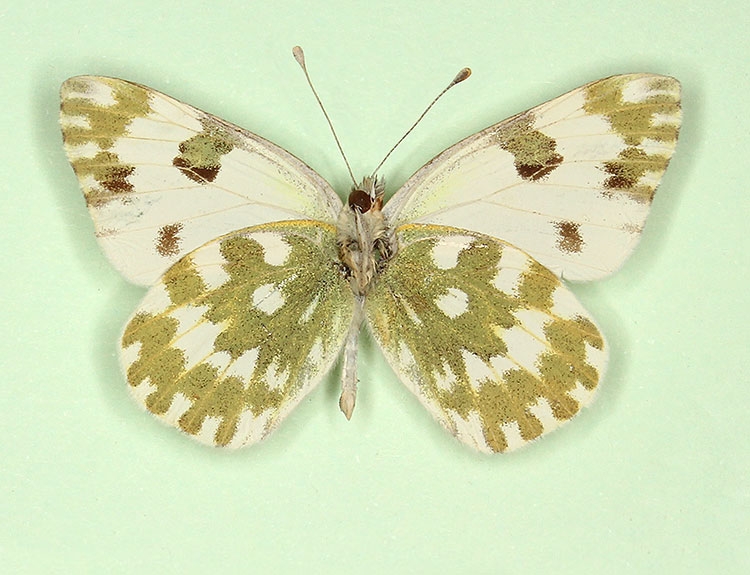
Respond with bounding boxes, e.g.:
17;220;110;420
347;175;385;214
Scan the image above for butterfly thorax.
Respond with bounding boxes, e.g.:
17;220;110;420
336;175;394;296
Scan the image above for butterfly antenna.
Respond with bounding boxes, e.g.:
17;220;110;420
293;46;357;185
370;67;471;177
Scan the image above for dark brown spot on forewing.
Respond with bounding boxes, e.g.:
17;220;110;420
493;113;564;181
172;156;220;183
71;151;136;207
554;221;584;254
172;121;240;184
516;154;563;181
156;223;183;257
601;146;671;203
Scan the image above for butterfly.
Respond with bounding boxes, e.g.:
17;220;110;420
60;48;681;453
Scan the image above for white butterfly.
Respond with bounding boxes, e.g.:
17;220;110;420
60;49;681;453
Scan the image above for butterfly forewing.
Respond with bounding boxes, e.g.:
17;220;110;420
121;221;354;447
366;225;607;453
385;74;681;282
60;76;343;286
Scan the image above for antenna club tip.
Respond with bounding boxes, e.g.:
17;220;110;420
292;46;305;67
453;67;472;84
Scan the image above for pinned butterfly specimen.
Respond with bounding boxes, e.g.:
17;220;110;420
60;47;681;453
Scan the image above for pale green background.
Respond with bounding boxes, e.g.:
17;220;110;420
1;1;747;573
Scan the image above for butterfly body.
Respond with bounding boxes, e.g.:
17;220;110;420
61;71;681;453
337;175;392;297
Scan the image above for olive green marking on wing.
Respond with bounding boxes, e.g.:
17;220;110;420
172;118;244;183
65;151;136;205
60;78;151;206
60;78;151;148
585;75;681;203
584;75;681;146
122;221;354;447
367;224;605;453
161;254;208;306
492;113;564;181
600;146;672;203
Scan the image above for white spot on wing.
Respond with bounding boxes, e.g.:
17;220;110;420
503;325;547;376
492;248;529;292
401;298;423;325
498;246;532;272
170;304;209;336
60;114;90;130
252;232;292;266
224;348;260;383
195;415;222;445
120;338;142;367
252;283;285;315
265;361;289;390
491;268;521;294
205;350;231;373
65;141;100;162
434;363;457;391
308;338;324;362
435;287;469;319
162;392;193;425
77;79;117;107
191;243;230;289
568;378;599;407
549;285;582;318
488;353;516;376
130;378;156;403
172;319;224;371
527;397;560;433
431;236;473;270
513;309;550;341
500;421;526;451
138;284;173;315
300;295;320;323
461;350;494;390
398;342;417;371
584;340;608;378
622;77;653;103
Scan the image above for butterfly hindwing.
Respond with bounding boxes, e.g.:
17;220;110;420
385;74;681;281
366;225;607;453
121;221;354;447
60;76;343;286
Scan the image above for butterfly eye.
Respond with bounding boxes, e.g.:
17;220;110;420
348;189;372;213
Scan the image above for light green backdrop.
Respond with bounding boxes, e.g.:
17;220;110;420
1;1;747;573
